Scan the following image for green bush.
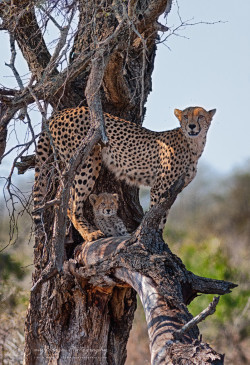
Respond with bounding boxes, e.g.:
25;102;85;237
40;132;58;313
166;233;250;323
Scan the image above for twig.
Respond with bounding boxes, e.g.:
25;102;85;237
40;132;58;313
25;112;37;150
0;135;39;164
41;7;76;79
119;0;148;117
5;34;24;90
37;4;64;31
158;1;226;46
173;296;220;340
33;198;60;213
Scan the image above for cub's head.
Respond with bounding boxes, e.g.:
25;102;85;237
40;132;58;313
174;107;216;139
89;193;119;217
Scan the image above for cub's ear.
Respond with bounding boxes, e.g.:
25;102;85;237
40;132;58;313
208;109;216;119
174;109;182;121
112;193;119;202
89;194;97;206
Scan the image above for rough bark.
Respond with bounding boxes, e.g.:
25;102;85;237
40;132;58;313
0;1;237;364
20;1;170;364
67;181;236;364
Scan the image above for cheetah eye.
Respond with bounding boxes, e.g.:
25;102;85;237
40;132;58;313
101;202;105;207
184;115;188;120
198;115;204;120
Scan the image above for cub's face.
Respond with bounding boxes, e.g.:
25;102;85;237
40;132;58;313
89;193;119;217
174;107;216;139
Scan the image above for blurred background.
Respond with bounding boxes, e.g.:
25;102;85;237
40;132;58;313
0;0;249;363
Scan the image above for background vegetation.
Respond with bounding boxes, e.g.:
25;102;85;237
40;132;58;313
1;162;250;364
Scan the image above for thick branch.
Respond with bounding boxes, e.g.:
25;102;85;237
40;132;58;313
0;1;54;80
14;154;36;174
0;47;94;139
85;52;109;144
136;175;185;233
114;269;223;365
71;231;233;364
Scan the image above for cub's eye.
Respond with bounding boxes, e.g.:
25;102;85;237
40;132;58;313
101;202;105;207
110;202;114;206
198;115;204;120
184;115;188;120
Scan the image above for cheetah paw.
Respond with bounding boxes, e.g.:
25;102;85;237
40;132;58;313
85;230;105;242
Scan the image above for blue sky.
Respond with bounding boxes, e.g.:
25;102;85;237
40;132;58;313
144;0;250;174
0;0;250;179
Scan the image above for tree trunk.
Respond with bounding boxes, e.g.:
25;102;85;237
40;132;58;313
22;1;169;364
0;1;237;364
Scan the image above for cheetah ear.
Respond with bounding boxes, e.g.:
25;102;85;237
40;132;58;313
112;193;119;202
89;194;97;205
174;109;182;121
208;109;216;119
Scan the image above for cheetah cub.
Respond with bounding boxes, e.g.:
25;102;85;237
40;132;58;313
89;193;128;237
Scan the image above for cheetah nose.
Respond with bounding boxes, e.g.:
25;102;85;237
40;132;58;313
106;209;111;214
189;124;196;130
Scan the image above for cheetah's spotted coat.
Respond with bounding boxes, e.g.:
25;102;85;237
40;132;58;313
34;106;216;241
89;193;128;237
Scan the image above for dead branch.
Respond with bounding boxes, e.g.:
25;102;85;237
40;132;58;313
70;228;235;364
14;154;36;174
0;138;39;165
31;126;102;292
85;53;109;145
173;296;220;340
0;88;19;97
69;175;236;363
0;1;54;79
5;34;24;90
0;1;236;363
135;175;185;234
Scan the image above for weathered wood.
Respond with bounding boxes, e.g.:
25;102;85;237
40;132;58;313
14;154;36;174
22;1;173;364
70;178;236;363
69;228;236;364
0;0;236;363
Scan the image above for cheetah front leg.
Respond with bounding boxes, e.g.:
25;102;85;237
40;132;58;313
67;145;104;242
149;187;169;231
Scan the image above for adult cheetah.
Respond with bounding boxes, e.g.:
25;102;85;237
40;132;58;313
34;106;216;241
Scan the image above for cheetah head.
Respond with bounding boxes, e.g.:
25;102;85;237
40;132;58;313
174;107;216;139
89;193;119;217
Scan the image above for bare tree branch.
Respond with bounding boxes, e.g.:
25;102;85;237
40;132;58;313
173;296;220;340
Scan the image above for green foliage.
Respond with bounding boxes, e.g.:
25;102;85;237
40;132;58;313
0;252;29;313
0;252;25;282
0;199;32;314
168;237;250;323
164;165;250;328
